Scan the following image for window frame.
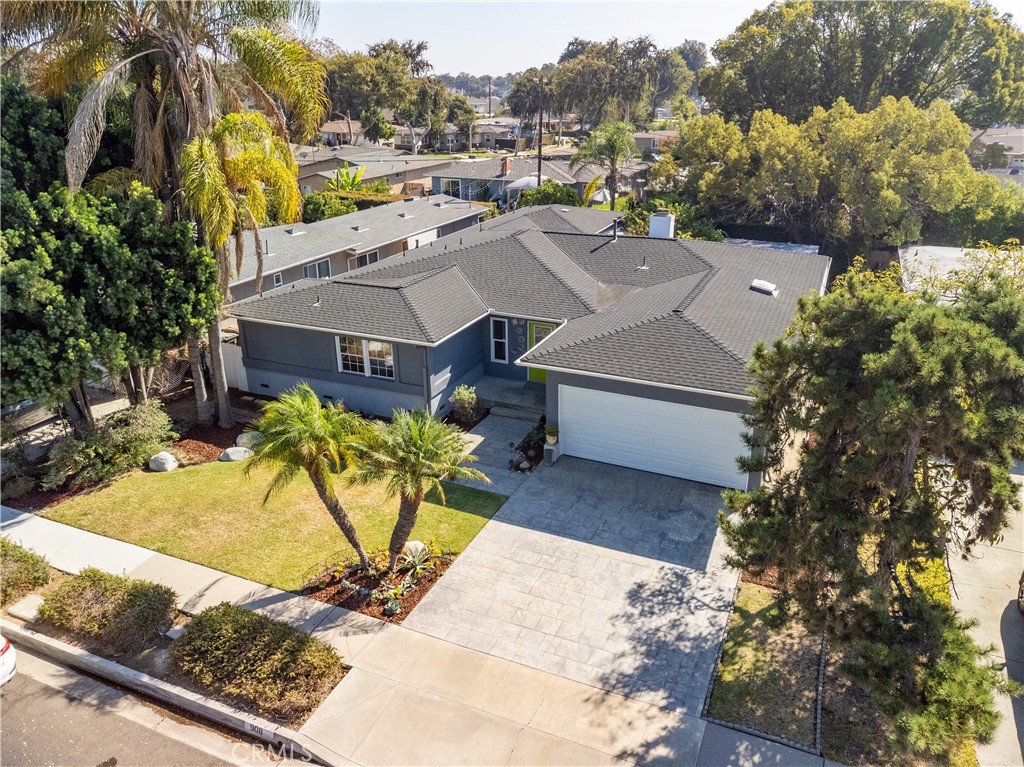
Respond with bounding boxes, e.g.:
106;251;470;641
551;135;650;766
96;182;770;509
347;250;380;271
273;272;284;288
490;318;509;363
304;259;331;279
440;178;461;197
335;336;395;380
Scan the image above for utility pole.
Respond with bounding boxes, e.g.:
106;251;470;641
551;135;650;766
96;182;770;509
537;75;544;186
487;76;492;117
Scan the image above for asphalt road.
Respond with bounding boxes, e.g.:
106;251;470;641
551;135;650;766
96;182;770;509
1;673;230;767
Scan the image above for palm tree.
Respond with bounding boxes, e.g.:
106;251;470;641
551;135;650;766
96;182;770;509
351;410;488;571
569;122;639;211
247;384;371;571
181;112;300;425
3;0;328;428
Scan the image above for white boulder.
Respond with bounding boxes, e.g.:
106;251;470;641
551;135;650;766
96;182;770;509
219;446;253;462
235;431;262;449
149;451;179;472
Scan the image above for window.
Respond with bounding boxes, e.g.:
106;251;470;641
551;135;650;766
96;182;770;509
273;273;283;288
491;318;508;363
347;250;379;271
304;259;330;279
441;178;461;197
336;337;395;379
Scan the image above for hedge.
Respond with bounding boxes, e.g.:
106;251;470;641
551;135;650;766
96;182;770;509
1;537;50;606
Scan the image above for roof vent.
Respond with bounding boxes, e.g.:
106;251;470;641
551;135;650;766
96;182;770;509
352;225;369;232
404;196;416;202
285;227;305;236
635;256;649;272
751;279;779;297
399;212;413;218
434;201;446;207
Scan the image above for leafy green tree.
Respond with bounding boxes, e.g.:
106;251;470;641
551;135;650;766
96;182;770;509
720;264;1024;757
351;410;487;571
323;51;409;139
673;113;750;218
701;0;1024;129
301;193;358;223
570;123;639;211
969;139;1009;169
675;40;708;98
248;384;371;571
323;163;366;192
361;106;396;145
922;175;1024;246
622;198;724;241
518;179;581;207
367;39;432;77
0;75;64;196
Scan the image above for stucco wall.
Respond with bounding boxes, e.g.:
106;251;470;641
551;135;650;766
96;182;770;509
428;319;486;415
483;315;531;380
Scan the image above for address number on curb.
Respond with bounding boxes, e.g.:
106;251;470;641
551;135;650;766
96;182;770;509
247;721;269;740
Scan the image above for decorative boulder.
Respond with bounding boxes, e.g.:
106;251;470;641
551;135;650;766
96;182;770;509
403;540;429;559
519;460;532;470
149;451;179;472
235;431;262;449
219;446;254;462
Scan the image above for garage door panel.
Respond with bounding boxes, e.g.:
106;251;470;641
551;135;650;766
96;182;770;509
558;385;748;489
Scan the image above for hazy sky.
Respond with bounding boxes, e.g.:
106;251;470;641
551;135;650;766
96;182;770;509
314;0;1020;75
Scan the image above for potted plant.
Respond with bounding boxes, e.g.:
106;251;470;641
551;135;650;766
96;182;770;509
544;424;558;445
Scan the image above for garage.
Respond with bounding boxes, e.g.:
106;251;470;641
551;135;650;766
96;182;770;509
557;384;750;489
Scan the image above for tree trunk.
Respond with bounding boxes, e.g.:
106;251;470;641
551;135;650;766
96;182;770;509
387;487;425;571
609;161;618;211
207;321;233;428
188;335;214;426
62;382;94;439
310;472;369;570
344;112;354;145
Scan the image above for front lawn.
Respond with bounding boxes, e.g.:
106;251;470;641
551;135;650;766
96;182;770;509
46;461;506;591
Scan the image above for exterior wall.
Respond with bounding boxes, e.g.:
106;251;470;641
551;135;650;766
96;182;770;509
238;320;426;417
483;316;531;380
543;370;759;490
427;320;486;415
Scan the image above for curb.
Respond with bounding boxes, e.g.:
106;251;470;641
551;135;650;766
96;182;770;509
1;620;348;767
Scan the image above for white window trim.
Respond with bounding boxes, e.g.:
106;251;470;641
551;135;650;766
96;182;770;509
273;273;284;288
490;318;508;363
347;250;379;271
304;259;331;279
335;336;395;379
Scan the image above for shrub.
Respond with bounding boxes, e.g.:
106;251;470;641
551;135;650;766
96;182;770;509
170;603;346;723
448;384;480;424
38;567;176;655
43;401;177;489
1;537;50;606
301;192;357;223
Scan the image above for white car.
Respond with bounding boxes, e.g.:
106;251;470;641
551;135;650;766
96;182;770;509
1;634;16;686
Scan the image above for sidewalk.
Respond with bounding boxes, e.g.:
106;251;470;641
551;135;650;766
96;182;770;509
2;505;830;767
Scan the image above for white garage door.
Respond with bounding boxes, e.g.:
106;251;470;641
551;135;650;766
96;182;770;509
558;385;749;489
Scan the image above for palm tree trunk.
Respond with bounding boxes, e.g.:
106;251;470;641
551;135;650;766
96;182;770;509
310;472;370;570
188;335;214;426
207;320;234;428
387;487;425;571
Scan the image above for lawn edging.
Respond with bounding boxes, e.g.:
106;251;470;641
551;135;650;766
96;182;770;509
1;620;345;767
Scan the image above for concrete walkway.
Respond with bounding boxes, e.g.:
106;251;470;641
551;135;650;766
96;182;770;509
1;506;829;766
949;471;1024;767
452;414;534;497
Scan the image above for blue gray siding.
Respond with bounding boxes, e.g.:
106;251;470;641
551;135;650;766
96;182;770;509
429;319;486;415
483;316;531;380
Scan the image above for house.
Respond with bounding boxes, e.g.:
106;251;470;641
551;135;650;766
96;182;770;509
468;123;508;149
898;244;977;297
429;156;581;205
632;130;679;152
480;205;622;235
466;96;503;117
300;153;455;194
320;119;365;146
228;214;831;490
226;195;487;301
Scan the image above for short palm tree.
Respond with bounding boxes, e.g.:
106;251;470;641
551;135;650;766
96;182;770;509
246;384;371;571
352;410;489;571
569;122;639;211
323;162;365;192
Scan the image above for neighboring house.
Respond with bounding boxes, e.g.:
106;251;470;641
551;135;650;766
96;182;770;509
469;123;508;149
632;130;679;152
226;195;486;301
545;158;649;201
898;244;977;297
466;96;503;116
429;156;581;205
320;119;365;146
300;154;455;194
228;215;830;490
481;205;622;235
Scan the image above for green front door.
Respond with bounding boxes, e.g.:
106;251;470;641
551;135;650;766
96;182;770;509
527;322;556;383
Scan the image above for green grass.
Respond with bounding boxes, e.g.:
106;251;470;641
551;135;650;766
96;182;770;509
46;461;506;591
707;582;820;746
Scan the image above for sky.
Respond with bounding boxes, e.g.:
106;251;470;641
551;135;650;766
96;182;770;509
313;0;1022;75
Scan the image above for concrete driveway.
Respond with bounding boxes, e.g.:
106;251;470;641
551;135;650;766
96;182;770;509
404;454;738;715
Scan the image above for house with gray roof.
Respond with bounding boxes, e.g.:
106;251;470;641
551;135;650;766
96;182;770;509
481;205;622;235
429;156;593;206
228;215;830;489
227;195;486;301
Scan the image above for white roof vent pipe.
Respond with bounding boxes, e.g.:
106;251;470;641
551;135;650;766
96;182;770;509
750;279;779;297
648;210;675;239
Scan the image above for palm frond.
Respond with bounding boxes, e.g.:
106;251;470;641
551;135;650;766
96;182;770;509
84;167;141;196
180;133;234;248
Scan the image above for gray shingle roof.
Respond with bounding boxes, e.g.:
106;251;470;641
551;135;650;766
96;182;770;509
482;205;622;235
229;195;485;286
432;157;578;184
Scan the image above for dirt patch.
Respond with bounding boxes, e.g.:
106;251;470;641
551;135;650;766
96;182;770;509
741;566;783;589
173;423;246;463
303;555;454;623
444;407;491;433
14;485;87;512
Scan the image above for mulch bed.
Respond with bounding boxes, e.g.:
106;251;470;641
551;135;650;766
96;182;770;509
302;555;454;623
444;407;491;433
172;422;246;463
742;565;783;589
14;484;87;512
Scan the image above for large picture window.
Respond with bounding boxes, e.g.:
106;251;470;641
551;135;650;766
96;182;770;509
347;250;379;271
336;337;395;379
491;318;508;363
440;178;461;197
304;259;331;279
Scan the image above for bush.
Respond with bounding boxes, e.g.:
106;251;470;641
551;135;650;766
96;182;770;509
38;567;176;655
170;603;346;723
1;537;50;606
448;384;480;424
301;192;357;223
43;401;177;489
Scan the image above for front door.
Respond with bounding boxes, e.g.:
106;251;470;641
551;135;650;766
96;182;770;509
527;322;556;383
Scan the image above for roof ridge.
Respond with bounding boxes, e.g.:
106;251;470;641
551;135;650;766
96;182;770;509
675;266;718;311
397;274;443;343
514;231;598;313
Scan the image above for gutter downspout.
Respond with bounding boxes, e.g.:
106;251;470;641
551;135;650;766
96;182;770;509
421;346;432;411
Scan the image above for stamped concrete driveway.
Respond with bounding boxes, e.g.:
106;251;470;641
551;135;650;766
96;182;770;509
404;453;738;715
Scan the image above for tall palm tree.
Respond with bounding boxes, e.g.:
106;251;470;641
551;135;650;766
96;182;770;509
247;383;371;571
181;112;300;425
351;409;488;571
3;0;328;428
569;122;639;211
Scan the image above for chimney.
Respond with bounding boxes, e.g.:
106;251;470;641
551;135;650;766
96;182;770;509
649;209;676;239
501;156;513;175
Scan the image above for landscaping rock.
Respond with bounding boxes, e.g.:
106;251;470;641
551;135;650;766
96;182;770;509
235;431;262;449
149;451;179;472
219;446;253;462
519;460;531;470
